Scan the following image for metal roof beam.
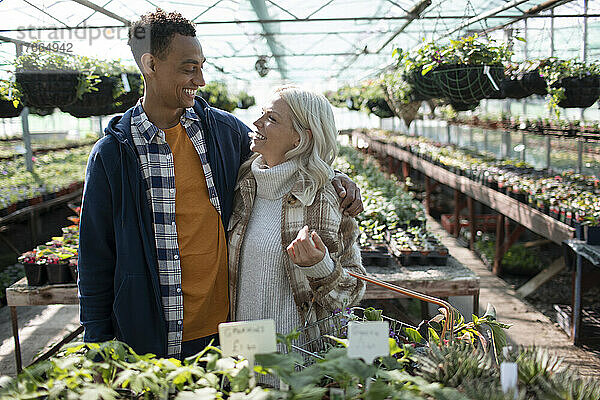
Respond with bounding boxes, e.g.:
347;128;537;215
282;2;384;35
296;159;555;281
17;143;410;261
250;0;287;79
376;0;432;53
1;13;597;33
69;0;130;26
477;0;575;34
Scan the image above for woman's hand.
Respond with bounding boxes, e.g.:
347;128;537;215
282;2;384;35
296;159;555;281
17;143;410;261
287;226;326;266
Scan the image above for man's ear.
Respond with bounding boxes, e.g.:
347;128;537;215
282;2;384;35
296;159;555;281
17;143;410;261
140;53;156;77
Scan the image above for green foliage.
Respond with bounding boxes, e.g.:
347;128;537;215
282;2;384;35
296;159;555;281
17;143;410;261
397;35;512;77
474;239;544;276
199;81;238;112
235;91;256;110
539;58;600;117
417;342;497;389
332;145;425;247
14;50;138;104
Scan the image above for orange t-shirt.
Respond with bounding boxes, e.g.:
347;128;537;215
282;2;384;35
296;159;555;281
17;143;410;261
164;123;229;341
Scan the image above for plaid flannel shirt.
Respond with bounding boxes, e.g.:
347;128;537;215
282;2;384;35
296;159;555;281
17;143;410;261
130;101;221;358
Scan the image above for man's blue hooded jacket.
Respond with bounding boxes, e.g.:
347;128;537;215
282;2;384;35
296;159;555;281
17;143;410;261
77;97;252;357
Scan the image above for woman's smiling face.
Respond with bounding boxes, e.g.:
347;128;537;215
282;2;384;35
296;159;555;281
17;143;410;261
252;95;300;167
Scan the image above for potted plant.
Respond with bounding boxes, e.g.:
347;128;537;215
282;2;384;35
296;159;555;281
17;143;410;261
14;50;97;108
18;251;47;286
0;79;23;118
539;58;600;116
581;213;600;245
398;45;445;100
198;81;237;112
428;35;511;104
60;59;130;118
112;70;144;113
361;80;395;118
381;70;422;127
235;91;255;110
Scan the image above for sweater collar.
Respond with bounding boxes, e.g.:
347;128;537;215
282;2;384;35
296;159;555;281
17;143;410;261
251;155;299;200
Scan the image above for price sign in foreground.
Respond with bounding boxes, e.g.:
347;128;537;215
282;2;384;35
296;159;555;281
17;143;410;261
218;319;277;366
347;321;390;364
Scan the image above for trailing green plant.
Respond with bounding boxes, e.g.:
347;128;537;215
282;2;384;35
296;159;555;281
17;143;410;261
399;35;512;77
14;50;98;101
539;58;600;117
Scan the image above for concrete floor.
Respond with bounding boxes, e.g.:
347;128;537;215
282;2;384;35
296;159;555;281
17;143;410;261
0;216;598;378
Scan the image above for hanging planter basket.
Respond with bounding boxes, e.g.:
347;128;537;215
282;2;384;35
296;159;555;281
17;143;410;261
501;78;530;99
0;99;23;118
61;103;115;118
398;101;421;128
406;69;444;100
112;73;143;113
382;84;421;127
16;71;82;108
365;97;394;118
30;106;55;116
450;101;480;112
521;70;547;95
556;75;600;109
60;75;120;118
486;87;506;100
432;64;505;104
70;76;117;108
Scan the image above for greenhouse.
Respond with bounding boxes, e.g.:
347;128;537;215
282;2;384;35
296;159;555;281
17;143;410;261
0;0;600;398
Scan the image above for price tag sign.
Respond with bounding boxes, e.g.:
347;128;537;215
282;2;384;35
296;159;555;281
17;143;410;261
347;321;389;364
121;73;131;93
500;362;519;399
218;319;277;362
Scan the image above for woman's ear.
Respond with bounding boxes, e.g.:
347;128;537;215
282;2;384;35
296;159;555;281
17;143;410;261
305;129;313;141
140;53;155;76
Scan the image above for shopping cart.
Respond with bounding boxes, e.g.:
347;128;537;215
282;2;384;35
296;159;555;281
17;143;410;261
290;272;455;365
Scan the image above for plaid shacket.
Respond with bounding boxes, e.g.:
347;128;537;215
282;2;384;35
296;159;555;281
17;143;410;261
227;165;367;336
130;101;221;358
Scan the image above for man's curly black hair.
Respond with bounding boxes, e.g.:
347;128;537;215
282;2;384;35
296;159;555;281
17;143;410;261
128;9;196;71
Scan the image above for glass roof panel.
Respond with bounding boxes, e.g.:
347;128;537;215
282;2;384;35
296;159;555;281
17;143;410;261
0;0;598;94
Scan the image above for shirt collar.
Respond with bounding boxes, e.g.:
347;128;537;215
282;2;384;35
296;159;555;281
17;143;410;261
131;98;200;143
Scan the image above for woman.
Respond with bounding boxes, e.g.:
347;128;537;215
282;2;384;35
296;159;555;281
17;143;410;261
227;85;366;344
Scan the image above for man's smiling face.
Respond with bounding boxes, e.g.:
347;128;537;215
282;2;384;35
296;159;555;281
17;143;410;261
152;34;205;110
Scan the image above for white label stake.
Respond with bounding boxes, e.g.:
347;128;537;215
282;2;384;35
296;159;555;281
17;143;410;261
218;319;277;386
347;321;389;364
121;73;131;93
500;362;519;399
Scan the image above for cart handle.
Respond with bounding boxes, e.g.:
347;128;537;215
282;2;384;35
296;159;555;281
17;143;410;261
349;272;454;344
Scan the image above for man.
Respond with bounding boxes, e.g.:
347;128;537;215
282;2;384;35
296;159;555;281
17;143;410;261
78;9;363;360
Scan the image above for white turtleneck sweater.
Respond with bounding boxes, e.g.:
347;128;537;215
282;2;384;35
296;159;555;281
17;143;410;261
235;156;334;340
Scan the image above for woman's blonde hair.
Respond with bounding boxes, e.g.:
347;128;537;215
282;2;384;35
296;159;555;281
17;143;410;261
239;85;338;205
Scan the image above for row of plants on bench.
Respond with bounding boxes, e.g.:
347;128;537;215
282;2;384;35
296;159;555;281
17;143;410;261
0;145;91;217
445;112;600;139
0;136;97;160
2;303;598;400
334;145;449;265
18;222;79;286
361;129;600;231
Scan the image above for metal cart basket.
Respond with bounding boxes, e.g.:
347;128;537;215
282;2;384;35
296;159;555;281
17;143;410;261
290;272;455;365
